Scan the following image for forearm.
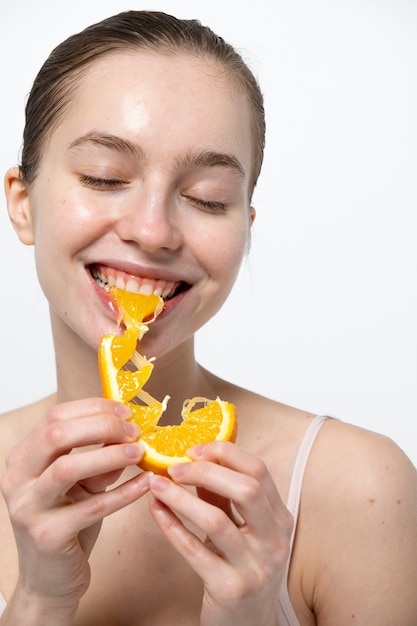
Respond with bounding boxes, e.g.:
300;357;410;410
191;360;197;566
0;588;78;626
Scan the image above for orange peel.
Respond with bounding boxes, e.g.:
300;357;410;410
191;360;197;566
98;287;237;474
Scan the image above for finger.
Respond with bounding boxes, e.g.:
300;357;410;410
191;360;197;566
5;402;139;481
34;442;145;507
149;475;247;568
77;469;126;494
148;495;285;614
19;472;152;554
43;398;131;421
69;471;152;528
148;495;227;577
167;455;290;540
187;441;285;517
196;487;243;526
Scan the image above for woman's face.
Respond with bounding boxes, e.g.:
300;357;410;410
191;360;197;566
18;51;255;357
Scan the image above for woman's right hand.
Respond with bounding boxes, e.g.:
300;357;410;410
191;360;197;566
0;398;150;617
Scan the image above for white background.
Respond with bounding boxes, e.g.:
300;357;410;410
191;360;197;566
1;0;416;465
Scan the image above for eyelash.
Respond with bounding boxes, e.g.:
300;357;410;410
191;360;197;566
183;195;226;213
79;176;226;212
79;174;126;189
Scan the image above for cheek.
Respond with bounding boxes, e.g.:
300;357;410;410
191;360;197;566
30;191;92;298
32;202;72;270
32;185;101;254
198;217;250;281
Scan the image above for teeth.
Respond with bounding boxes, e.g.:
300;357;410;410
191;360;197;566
91;266;181;300
115;275;125;290
91;268;108;289
138;283;154;295
126;278;141;292
163;285;176;299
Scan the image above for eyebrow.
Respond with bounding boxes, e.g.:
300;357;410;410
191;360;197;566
67;132;144;160
67;131;245;179
176;149;245;180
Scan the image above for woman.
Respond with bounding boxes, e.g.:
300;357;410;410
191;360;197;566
1;10;416;625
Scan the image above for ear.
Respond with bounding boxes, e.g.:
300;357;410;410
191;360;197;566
245;205;256;254
4;167;35;245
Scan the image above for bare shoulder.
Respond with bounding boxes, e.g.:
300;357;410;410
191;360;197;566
0;394;57;452
298;418;417;624
307;417;417;507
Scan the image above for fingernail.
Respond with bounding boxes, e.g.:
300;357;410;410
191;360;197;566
124;442;144;459
167;463;187;478
114;403;132;418
123;420;141;439
149;475;170;491
187;444;206;458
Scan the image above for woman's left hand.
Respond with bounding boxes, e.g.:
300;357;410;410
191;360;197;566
148;441;293;626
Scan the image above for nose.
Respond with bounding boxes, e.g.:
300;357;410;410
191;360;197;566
116;187;183;253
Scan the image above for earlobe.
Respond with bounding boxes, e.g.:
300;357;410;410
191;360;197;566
4;167;35;245
250;205;256;226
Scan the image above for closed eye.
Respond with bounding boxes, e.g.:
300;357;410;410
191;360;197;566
79;174;128;189
182;195;227;213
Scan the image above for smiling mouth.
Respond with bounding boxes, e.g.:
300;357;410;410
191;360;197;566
90;264;189;301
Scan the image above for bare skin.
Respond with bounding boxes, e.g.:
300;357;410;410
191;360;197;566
1;386;416;625
1;49;416;625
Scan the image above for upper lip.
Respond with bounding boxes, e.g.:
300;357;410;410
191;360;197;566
88;261;192;299
88;259;192;284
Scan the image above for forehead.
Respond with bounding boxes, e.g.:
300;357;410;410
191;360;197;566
47;50;254;179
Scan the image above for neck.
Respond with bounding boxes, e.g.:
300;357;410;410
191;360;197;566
143;339;218;425
50;310;219;424
51;311;103;404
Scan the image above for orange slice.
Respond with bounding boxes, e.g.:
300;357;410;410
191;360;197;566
98;286;237;474
110;288;163;338
136;397;236;475
99;326;154;402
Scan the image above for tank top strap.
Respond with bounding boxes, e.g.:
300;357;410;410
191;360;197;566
278;414;328;626
0;591;6;615
286;414;328;523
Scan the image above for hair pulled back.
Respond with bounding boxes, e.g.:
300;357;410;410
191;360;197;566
20;10;265;194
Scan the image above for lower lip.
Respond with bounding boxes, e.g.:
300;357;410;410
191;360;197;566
159;288;188;318
89;275;119;320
